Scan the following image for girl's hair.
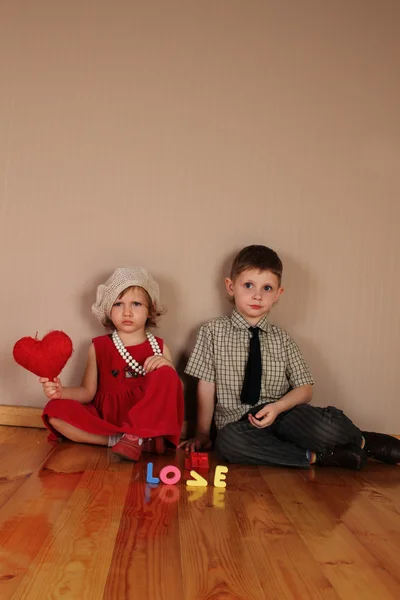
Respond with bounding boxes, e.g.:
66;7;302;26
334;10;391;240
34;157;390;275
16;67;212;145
104;285;163;330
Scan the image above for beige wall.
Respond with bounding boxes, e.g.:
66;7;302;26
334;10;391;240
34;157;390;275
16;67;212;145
1;1;399;432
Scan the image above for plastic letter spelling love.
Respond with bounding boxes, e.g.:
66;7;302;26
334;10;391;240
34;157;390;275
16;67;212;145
146;462;228;488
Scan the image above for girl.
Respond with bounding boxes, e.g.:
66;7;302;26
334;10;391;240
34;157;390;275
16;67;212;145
41;267;184;461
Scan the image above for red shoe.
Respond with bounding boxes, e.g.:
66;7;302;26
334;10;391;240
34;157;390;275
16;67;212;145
112;434;143;461
142;436;166;455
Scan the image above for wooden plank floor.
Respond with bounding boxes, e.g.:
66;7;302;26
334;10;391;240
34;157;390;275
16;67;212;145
0;427;399;599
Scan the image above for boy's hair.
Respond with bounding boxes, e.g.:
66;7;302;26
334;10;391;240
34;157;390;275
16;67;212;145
230;245;283;284
104;285;161;329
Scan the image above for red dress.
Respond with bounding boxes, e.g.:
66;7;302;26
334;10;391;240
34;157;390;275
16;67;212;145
42;334;184;446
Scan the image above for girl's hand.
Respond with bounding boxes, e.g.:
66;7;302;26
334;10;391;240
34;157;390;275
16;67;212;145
144;355;174;373
178;433;212;452
248;403;280;428
39;377;63;400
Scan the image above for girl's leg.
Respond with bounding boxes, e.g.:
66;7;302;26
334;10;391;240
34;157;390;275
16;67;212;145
50;418;151;461
125;367;184;445
48;417;109;446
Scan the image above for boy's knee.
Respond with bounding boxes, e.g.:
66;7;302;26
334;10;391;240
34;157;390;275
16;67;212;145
322;406;362;446
215;422;247;462
309;406;361;449
215;424;233;460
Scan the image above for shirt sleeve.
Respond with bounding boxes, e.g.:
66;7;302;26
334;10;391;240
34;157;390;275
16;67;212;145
184;324;216;383
285;336;315;388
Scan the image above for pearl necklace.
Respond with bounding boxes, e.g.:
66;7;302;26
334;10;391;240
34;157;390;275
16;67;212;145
112;330;162;376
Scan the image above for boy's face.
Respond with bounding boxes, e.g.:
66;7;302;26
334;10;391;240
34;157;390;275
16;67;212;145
225;268;284;325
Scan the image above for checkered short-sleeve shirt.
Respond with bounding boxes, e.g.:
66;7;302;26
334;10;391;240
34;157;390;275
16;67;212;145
184;309;315;429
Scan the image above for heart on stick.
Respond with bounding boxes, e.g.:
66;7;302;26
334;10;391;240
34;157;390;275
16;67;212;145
13;330;73;380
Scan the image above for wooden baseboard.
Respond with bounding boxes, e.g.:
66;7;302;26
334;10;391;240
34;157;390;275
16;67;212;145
0;405;45;428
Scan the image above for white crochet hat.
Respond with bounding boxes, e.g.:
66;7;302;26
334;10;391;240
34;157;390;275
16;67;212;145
92;267;160;326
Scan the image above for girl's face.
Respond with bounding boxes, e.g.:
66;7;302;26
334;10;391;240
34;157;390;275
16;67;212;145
110;287;149;334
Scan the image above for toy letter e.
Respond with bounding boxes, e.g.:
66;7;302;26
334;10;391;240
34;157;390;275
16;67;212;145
214;465;228;488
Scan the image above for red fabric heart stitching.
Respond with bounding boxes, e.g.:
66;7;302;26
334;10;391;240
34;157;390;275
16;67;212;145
13;330;73;380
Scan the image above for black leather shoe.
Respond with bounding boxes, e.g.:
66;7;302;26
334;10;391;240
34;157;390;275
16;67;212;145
362;431;400;465
316;443;366;470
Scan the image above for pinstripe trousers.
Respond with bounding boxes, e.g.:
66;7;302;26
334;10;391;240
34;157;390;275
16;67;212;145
215;403;363;468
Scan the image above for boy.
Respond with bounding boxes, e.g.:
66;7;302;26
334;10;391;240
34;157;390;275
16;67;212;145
180;245;400;469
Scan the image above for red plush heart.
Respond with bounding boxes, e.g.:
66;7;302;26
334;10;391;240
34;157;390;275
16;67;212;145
13;330;73;380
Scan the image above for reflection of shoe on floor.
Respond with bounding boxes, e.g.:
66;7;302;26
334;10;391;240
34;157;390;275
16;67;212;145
142;436;165;455
112;434;143;461
363;431;400;464
316;443;366;470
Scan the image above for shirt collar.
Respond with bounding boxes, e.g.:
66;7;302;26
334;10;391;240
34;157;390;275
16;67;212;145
231;308;269;333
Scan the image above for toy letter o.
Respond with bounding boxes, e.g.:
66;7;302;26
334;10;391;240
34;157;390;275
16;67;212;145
159;465;181;485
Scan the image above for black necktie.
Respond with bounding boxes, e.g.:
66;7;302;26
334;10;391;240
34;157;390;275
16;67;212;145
240;327;262;406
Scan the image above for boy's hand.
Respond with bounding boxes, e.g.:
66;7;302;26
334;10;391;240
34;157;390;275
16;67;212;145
39;377;63;400
144;356;174;373
248;403;280;428
178;433;212;452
